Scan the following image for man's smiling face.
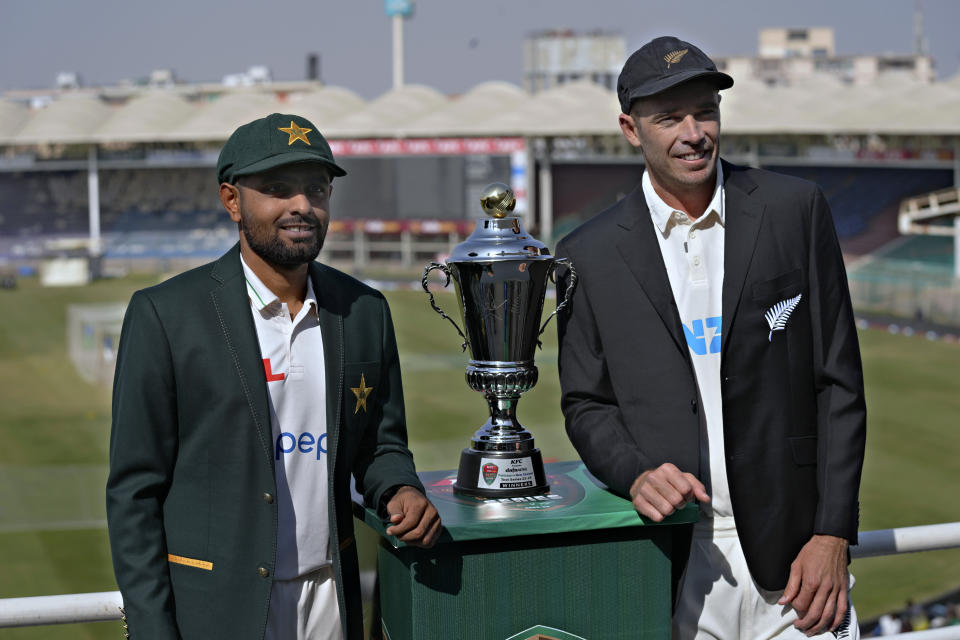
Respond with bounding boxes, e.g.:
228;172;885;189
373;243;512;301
233;162;332;269
622;79;721;203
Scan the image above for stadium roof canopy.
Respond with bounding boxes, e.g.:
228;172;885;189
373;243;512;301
2;75;960;146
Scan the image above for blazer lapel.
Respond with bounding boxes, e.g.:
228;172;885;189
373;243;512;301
721;161;765;356
310;263;344;479
209;245;275;470
614;185;689;356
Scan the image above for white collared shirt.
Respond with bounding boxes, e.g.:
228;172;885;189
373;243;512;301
643;165;732;518
241;256;330;579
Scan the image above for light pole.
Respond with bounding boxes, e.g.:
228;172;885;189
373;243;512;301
385;0;414;90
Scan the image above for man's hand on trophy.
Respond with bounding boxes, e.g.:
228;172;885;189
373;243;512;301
385;486;442;548
629;463;710;522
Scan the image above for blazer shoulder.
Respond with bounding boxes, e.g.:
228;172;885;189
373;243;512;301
311;263;391;323
312;263;384;301
729;163;821;201
133;260;219;307
557;183;642;255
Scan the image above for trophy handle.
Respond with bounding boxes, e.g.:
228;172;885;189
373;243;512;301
421;262;469;352
537;257;578;346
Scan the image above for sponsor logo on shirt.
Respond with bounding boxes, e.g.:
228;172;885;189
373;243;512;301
683;316;722;355
275;431;328;460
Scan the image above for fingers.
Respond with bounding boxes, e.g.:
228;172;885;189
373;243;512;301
789;572;844;635
790;576;819;623
630;464;710;521
831;589;849;631
384;498;423;537
417;513;443;548
784;535;850;634
384;490;442;548
778;564;802;605
690;478;711;503
795;582;832;635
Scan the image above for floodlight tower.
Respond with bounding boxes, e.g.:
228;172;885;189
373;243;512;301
385;0;415;90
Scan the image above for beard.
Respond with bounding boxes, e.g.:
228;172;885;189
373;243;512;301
240;211;327;268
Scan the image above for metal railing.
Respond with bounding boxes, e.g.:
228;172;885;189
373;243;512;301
1;523;958;635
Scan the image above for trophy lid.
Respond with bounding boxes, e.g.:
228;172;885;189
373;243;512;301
448;183;551;263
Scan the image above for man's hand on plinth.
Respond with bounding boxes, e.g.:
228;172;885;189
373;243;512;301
629;463;710;522
385;486;442;548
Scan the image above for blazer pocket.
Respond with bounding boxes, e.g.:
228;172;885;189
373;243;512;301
788;435;818;466
752;268;804;305
168;553;213;571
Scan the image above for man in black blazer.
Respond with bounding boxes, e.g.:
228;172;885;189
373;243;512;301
107;113;440;639
556;38;865;638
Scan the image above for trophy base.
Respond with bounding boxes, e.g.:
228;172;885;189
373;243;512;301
453;448;549;498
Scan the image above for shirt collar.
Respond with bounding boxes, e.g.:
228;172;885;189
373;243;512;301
240;254;318;317
642;162;725;234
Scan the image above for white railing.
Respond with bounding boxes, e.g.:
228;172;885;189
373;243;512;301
851;523;960;559
0;524;958;633
0;569;377;629
0;591;122;627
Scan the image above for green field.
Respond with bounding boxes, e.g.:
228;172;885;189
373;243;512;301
0;274;958;638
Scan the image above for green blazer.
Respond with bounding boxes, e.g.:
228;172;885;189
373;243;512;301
106;245;423;639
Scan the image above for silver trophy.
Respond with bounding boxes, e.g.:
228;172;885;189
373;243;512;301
421;183;577;497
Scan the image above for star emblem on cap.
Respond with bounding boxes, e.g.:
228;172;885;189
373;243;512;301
278;121;312;146
351;373;374;414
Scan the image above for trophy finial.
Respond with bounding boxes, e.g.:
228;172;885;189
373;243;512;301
480;183;516;219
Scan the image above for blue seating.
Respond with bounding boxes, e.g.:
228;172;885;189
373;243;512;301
766;166;954;240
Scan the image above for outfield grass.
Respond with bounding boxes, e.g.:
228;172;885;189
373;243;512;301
0;275;957;638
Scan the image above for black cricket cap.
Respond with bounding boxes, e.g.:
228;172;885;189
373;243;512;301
617;36;734;113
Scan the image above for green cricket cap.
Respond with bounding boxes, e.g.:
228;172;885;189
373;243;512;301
216;112;347;184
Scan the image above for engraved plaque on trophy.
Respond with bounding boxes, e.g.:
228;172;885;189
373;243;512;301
421;183;576;497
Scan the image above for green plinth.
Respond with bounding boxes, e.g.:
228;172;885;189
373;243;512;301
354;461;697;640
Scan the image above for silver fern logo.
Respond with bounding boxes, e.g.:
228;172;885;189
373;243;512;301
764;294;802;342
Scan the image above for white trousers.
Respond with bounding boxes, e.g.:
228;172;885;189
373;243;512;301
265;565;343;640
673;517;859;640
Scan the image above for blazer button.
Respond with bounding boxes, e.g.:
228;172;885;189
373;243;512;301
263;492;274;504
258;566;270;578
690;399;698;413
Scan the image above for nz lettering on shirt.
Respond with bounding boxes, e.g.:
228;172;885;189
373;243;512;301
683;316;722;355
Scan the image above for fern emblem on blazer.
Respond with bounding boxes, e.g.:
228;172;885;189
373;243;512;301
764;294;802;342
664;49;689;68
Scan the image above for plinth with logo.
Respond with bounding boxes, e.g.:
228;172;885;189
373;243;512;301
353;461;697;640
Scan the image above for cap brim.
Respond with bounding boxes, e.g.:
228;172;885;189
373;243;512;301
626;69;734;105
232;151;347;181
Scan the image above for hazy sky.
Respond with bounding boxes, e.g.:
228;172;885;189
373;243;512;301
2;0;959;98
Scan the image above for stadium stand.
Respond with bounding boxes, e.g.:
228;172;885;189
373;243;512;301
766;166;955;240
0;171;89;236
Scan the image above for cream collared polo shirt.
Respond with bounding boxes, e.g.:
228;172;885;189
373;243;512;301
241;256;331;579
642;165;732;518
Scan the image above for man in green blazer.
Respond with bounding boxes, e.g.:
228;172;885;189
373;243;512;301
106;113;440;640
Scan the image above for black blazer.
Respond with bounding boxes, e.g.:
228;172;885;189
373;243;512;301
555;160;866;591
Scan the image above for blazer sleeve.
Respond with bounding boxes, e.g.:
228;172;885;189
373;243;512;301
556;239;649;497
106;291;181;639
352;294;424;511
807;187;867;543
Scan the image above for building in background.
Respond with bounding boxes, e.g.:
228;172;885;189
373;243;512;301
523;30;625;93
716;27;934;86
